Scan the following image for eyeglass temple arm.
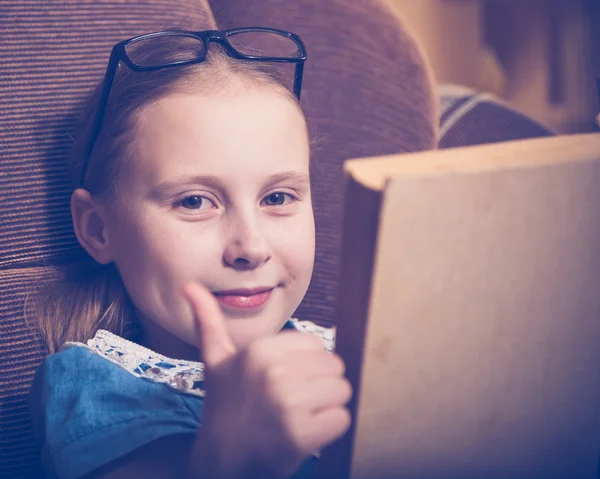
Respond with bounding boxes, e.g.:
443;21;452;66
80;48;121;186
293;63;304;100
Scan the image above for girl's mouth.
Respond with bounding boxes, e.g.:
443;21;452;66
213;287;274;310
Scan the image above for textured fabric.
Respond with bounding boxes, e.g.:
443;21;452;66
0;0;216;271
0;3;216;477
0;266;58;479
30;347;203;479
210;0;439;328
59;320;333;399
438;84;554;147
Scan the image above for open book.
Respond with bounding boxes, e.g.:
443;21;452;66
316;134;600;479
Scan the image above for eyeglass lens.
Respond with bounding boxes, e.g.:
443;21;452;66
125;35;206;67
125;31;302;68
226;31;303;59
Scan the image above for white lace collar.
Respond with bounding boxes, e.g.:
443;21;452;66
64;319;336;398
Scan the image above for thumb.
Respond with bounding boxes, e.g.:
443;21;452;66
182;282;237;368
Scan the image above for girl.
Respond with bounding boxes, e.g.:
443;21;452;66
29;28;351;479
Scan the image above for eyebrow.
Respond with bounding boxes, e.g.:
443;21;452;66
262;171;310;190
152;171;310;197
153;175;225;197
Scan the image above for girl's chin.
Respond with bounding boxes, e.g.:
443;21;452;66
226;316;289;348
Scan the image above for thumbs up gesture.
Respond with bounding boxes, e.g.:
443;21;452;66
182;282;352;479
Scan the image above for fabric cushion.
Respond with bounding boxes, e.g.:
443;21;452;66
0;3;217;477
0;266;59;478
438;84;553;147
0;0;216;270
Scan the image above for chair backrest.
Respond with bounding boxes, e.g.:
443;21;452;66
0;2;217;476
0;1;437;476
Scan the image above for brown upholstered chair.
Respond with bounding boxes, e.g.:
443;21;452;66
0;1;550;477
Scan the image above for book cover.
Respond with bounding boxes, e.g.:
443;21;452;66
317;134;600;479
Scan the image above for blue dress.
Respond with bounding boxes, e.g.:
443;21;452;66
29;319;335;479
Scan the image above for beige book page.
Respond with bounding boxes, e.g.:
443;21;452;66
337;134;600;479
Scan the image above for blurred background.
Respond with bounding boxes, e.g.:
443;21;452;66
385;0;599;134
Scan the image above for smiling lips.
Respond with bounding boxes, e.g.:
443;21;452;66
213;287;274;309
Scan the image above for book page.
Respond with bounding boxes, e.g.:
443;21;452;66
323;133;600;479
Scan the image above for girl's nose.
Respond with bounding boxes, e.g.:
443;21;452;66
222;221;272;270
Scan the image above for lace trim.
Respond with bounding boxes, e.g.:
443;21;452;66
64;318;336;398
289;318;336;352
65;330;207;397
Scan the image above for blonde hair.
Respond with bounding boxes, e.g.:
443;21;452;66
34;38;306;354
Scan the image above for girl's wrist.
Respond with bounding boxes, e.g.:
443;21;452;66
186;424;246;479
186;427;222;479
186;428;286;479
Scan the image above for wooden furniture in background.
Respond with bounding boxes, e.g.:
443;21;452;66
386;0;597;134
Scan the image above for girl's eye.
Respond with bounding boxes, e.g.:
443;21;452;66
177;195;213;210
262;192;294;207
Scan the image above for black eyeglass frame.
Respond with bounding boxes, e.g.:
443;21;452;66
79;27;307;187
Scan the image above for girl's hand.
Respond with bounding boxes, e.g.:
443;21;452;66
182;282;352;479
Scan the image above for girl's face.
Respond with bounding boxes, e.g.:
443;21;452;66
102;89;314;358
